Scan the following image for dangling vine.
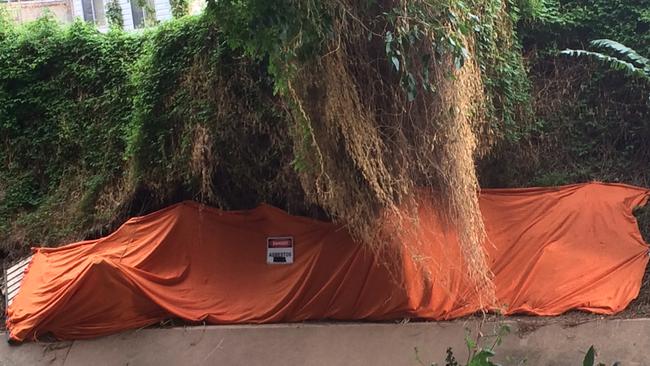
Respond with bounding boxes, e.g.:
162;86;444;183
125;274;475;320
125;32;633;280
0;3;532;294
212;0;531;292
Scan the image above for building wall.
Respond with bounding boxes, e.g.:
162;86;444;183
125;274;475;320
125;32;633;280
70;0;171;31
3;0;172;31
2;0;72;24
153;0;170;22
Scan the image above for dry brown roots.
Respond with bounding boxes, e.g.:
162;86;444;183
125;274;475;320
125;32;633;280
286;0;496;299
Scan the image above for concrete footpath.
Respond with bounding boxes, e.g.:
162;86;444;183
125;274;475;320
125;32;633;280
1;317;648;365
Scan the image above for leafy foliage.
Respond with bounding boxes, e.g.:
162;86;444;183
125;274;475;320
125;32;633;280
210;0;330;94
0;14;306;257
518;0;650;55
169;0;189;18
126;15;302;211
479;0;650;240
210;0;533;290
1;0;648;264
135;0;158;27
0;16;141;254
416;324;512;366
464;324;510;366
583;346;596;366
482;1;650;182
582;345;620;366
562;39;650;81
590;40;650;68
106;0;124;30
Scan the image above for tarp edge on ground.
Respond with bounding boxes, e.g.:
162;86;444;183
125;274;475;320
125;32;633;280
6;182;650;341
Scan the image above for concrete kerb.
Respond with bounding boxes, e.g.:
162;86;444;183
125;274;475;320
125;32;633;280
1;318;648;365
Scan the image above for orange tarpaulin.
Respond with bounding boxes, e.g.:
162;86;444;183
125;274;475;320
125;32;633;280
6;183;649;342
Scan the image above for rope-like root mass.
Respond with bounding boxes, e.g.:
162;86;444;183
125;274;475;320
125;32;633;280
287;0;495;298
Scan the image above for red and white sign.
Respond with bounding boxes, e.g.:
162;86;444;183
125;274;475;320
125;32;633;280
267;237;294;264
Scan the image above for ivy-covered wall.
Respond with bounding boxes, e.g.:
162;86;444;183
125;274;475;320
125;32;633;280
1;0;532;259
479;0;650;238
0;15;306;257
0;18;142;254
1;0;648;259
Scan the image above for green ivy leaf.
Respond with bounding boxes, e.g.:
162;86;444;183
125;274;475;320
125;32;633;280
391;56;400;71
468;349;498;366
583;346;596;366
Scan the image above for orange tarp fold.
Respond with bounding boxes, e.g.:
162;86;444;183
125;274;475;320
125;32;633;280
6;183;649;341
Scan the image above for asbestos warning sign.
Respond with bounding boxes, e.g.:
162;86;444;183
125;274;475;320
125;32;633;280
267;237;294;264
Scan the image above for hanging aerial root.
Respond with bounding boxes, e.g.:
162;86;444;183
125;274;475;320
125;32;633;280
280;0;496;301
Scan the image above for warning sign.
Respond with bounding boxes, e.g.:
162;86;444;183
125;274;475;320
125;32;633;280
267;237;294;264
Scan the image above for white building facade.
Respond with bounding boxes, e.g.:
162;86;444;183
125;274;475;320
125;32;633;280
71;0;172;31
